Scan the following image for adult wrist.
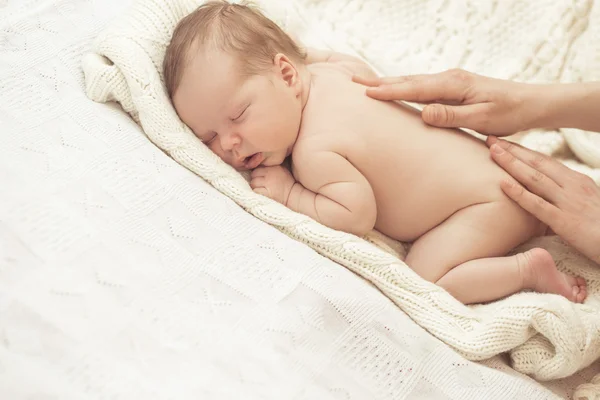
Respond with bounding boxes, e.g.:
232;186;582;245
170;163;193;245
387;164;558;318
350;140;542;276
527;83;597;131
519;83;557;131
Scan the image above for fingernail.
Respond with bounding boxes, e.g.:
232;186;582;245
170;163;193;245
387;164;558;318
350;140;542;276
491;144;504;155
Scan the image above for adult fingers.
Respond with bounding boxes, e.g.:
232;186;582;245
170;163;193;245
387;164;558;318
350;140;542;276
353;74;461;106
363;70;472;103
421;103;490;130
487;137;575;187
352;74;423;87
352;75;382;86
500;179;567;234
490;143;563;203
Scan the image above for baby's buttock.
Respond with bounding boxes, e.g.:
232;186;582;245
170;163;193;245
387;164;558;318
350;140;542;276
360;111;535;242
371;160;519;242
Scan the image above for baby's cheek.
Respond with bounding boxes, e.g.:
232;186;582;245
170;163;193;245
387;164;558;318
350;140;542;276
207;142;227;162
208;142;246;170
206;141;223;157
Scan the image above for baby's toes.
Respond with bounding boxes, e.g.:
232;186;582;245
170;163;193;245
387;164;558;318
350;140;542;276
574;278;587;303
575;290;587;303
578;285;588;303
571;285;581;302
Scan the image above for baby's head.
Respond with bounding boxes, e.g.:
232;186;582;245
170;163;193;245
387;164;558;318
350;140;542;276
164;1;308;170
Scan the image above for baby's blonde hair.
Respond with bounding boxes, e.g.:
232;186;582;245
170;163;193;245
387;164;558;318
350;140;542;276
163;1;306;98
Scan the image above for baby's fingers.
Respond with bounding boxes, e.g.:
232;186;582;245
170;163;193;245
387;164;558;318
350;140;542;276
250;177;266;189
253;187;269;197
251;167;268;178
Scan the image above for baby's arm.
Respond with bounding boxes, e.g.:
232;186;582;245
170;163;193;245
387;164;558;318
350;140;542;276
288;148;377;236
305;48;379;81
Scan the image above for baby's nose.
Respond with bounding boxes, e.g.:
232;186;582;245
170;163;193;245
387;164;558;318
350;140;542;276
220;132;242;151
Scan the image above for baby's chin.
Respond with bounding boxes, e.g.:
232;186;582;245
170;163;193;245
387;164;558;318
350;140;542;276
263;153;291;168
262;158;279;167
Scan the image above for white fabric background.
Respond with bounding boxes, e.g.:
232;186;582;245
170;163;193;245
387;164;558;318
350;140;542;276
1;0;600;399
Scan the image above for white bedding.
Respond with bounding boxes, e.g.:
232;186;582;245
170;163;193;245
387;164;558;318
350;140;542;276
82;0;600;396
1;0;599;399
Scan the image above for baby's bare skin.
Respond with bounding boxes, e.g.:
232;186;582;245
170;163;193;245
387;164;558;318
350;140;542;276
266;56;584;305
173;47;586;305
296;62;516;242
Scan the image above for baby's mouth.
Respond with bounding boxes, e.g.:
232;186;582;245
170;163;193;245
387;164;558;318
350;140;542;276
244;152;264;169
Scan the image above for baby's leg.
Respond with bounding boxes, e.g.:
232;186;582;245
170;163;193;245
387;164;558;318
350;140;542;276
436;248;587;304
405;201;587;304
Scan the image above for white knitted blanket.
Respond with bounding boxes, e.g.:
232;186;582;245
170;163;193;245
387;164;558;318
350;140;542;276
81;0;600;394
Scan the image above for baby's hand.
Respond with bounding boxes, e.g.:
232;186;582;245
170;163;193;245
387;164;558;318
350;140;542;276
250;166;296;205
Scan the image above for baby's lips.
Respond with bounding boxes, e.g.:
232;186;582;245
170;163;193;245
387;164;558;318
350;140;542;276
245;153;264;169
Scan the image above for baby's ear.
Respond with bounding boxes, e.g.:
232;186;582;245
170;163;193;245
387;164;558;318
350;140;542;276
274;53;298;88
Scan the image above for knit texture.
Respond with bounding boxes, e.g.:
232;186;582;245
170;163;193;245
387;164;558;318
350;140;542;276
6;1;590;398
80;0;600;396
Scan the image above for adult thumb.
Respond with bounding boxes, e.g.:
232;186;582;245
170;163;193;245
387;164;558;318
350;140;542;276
421;104;469;128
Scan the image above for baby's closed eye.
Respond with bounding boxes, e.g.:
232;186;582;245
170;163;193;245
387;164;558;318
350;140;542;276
232;104;249;121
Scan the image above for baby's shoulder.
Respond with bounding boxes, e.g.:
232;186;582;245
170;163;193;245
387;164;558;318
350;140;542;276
293;134;332;159
291;133;336;170
308;67;372;113
308;61;355;78
291;135;335;184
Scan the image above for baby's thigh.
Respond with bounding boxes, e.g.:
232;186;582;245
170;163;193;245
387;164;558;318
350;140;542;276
405;199;543;282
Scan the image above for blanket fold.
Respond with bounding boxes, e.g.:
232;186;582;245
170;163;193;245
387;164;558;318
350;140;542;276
81;0;600;395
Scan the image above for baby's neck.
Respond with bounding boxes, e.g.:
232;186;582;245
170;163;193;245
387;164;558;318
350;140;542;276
298;65;312;111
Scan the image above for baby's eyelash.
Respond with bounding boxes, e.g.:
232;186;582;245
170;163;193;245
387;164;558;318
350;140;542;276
233;105;249;121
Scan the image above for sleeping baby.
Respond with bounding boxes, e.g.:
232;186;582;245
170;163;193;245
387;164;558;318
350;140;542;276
163;1;587;305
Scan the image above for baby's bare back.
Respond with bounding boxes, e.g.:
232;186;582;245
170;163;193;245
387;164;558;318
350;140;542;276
297;64;516;242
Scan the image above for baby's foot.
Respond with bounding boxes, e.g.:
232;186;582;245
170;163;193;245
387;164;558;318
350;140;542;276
519;248;587;303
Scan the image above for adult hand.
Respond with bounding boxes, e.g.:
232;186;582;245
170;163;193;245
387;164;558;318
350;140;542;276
487;136;600;264
353;69;539;136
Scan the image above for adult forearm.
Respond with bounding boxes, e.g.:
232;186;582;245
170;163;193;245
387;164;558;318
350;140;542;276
286;183;374;236
530;82;600;132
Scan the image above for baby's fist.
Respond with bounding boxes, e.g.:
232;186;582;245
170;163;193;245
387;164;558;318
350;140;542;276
250;165;295;205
